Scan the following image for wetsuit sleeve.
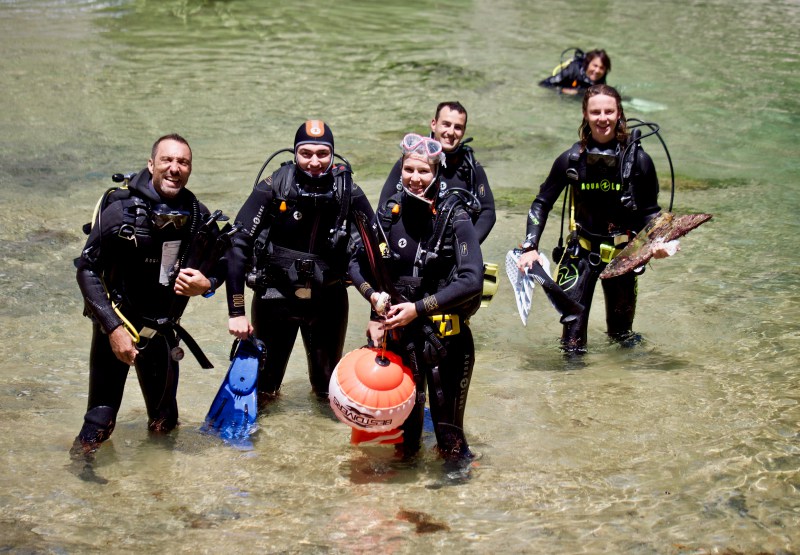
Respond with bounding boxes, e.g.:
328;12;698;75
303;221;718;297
633;149;662;230
472;161;496;243
225;179;273;317
75;204;124;334
524;150;571;250
378;158;403;208
415;209;483;316
347;186;378;302
347;249;376;303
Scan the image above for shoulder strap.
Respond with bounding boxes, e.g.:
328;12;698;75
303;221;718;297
556;144;582;249
565;142;582;184
173;190;202;270
460;144;477;191
272;163;298;209
375;191;403;259
329;163;353;248
83;182;135;235
620;129;642;210
425;189;471;259
251;166;291;269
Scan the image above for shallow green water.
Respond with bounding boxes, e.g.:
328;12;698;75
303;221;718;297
1;0;798;553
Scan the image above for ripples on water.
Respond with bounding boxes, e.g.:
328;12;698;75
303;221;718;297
0;0;798;553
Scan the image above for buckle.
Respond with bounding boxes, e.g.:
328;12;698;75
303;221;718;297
599;243;616;263
613;234;629;246
295;259;315;277
430;314;460;338
139;326;157;339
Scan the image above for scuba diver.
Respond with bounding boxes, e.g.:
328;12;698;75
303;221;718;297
73;134;227;456
539;48;611;96
349;133;484;463
226;120;375;403
379;101;496;244
516;84;676;353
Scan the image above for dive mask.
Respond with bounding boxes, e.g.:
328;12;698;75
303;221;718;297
150;205;190;230
400;133;446;167
586;146;619;168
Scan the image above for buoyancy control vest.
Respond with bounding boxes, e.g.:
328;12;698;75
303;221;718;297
376;187;482;317
246;162;354;294
77;171;227;368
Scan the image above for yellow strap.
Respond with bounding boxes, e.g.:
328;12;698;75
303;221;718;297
551;60;571;77
430;314;460;338
578;236;623;263
569;186;576;232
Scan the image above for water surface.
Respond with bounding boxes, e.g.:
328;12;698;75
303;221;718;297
0;0;798;553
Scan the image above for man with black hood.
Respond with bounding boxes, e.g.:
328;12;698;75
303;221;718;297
226;120;375;403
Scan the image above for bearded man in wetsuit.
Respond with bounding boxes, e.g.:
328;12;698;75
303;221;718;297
379;101;496;244
226;120;375;404
73;134;224;456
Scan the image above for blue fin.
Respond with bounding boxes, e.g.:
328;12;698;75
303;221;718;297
202;337;265;442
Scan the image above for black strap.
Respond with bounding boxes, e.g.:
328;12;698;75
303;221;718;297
172;323;214;369
422;188;475;265
620;129;642;210
149;317;214;369
556;144;581;251
329;164;353;249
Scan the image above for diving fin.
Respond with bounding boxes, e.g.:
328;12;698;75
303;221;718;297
527;262;584;324
505;249;584;325
202;337;265;442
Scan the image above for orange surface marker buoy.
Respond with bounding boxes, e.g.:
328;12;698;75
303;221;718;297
329;347;416;439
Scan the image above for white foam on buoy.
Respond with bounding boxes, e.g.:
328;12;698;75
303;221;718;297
329;347;416;432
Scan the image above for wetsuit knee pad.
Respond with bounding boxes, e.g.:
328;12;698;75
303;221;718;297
78;405;116;443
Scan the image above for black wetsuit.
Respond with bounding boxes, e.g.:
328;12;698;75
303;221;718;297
350;189;483;461
539;59;605;93
75;169;223;445
226;162;375;398
524;139;661;352
379;144;496;243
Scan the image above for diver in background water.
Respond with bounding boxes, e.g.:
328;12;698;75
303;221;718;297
539;49;611;96
516;84;674;353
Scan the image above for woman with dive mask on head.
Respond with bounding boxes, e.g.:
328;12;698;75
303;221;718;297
348;133;483;465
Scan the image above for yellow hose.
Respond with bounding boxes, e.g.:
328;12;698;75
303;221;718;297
112;302;140;344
